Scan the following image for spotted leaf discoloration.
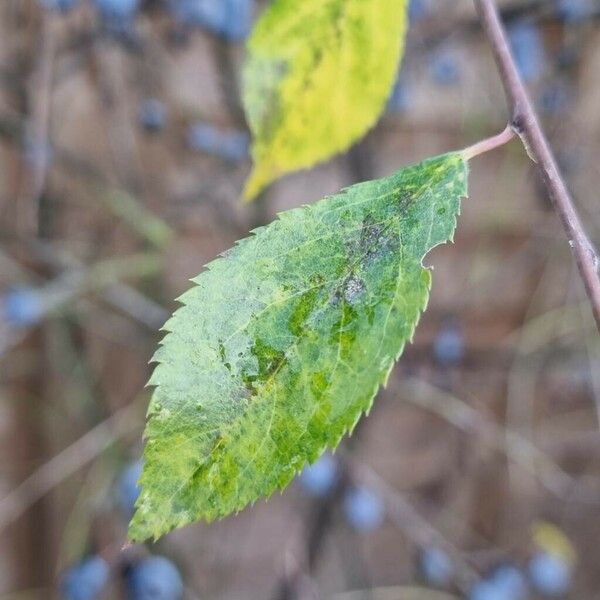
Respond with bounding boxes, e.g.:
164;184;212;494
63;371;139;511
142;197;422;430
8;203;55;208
130;153;469;542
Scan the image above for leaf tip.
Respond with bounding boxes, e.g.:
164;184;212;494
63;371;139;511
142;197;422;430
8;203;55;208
243;164;271;202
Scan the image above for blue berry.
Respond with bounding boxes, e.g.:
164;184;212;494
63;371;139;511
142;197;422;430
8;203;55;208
170;0;221;27
117;460;143;518
429;51;461;86
126;556;184;600
508;21;546;83
556;0;595;23
171;0;253;41
23;135;53;171
93;0;140;20
219;0;253;41
528;552;572;597
490;565;528;598
539;82;570;116
61;556;109;600
468;580;512;600
433;320;465;366
387;74;409;113
468;565;527;600
39;0;79;12
342;486;385;533
138;99;168;133
187;122;249;162
409;0;431;22
299;453;338;497
418;546;454;588
2;288;44;328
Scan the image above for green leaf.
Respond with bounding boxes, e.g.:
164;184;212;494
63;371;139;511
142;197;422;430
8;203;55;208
130;152;469;542
242;0;409;200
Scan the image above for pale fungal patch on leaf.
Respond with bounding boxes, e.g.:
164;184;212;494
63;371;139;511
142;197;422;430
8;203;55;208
343;275;365;305
129;153;469;543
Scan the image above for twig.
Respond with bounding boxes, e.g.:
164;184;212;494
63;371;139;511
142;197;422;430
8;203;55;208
20;12;57;234
94;43;144;194
0;250;164;359
29;239;169;329
473;0;600;331
331;587;459;600
347;457;479;593
420;0;600;55
399;378;588;501
272;475;347;600
0;402;140;533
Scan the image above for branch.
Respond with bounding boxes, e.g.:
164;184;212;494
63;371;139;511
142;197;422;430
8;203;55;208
348;458;479;593
0;402;140;533
473;0;600;332
20;12;57;234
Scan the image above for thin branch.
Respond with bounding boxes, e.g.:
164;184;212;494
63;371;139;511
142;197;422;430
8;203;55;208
473;0;600;332
421;0;600;55
20;12;57;234
0;402;140;533
399;378;600;502
347;457;479;593
331;587;459;600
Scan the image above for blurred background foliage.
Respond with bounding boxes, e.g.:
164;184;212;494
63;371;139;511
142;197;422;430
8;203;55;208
1;0;600;599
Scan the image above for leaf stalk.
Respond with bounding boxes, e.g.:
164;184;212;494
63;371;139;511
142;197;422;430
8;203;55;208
461;124;515;160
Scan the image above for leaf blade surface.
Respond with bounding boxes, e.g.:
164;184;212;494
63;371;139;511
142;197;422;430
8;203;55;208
130;153;469;542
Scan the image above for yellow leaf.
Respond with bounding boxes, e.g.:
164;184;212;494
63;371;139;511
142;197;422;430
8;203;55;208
242;0;409;201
